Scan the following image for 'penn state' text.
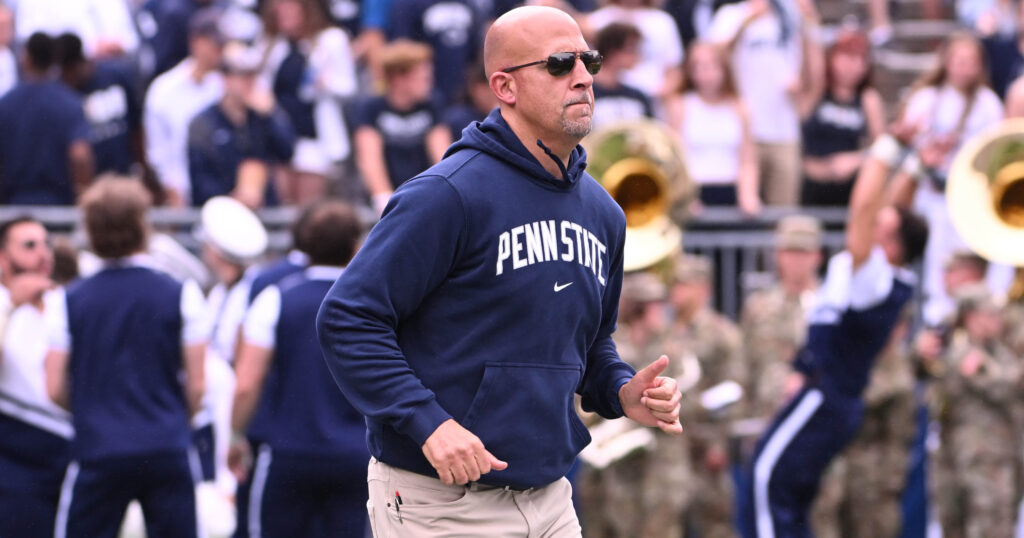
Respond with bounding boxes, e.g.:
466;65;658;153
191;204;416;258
496;220;607;285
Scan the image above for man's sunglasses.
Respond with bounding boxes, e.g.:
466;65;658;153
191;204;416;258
501;50;603;77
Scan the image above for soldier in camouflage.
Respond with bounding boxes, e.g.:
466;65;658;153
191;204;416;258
581;272;691;538
669;254;745;538
934;284;1022;538
829;313;917;537
739;215;823;421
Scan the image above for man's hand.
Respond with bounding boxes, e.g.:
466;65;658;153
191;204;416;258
960;348;985;377
783;371;806;401
618;356;683;434
914;329;943;362
421;419;508;485
8;274;54;307
227;434;253;482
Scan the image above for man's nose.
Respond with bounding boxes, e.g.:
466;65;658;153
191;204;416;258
569;57;593;90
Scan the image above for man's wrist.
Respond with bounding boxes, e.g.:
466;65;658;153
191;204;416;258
868;134;911;169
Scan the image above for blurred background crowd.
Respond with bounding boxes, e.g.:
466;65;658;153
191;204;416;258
3;0;1024;536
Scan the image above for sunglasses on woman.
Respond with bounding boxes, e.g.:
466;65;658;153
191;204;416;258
501;50;603;77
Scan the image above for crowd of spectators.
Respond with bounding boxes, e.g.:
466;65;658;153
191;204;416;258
0;0;1020;223
3;0;1024;536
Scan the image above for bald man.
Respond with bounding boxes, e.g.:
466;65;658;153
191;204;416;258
317;6;683;537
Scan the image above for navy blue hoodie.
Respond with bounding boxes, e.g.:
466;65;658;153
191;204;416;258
317;109;635;489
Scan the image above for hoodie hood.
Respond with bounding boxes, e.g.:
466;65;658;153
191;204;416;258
445;108;589;190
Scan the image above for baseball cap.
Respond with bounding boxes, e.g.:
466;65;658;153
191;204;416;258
220;42;260;74
953;282;1004;314
774;215;823;251
673;253;712;284
621;272;667;303
196;196;267;264
943;248;988;272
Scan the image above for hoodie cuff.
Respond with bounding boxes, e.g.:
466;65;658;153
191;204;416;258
607;371;635;418
397;399;454;447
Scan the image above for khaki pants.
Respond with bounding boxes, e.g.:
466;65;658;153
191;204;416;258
366;458;581;538
756;141;801;206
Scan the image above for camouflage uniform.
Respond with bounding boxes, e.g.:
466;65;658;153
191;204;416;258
739;285;814;419
738;214;821;438
934;332;1022;538
1001;301;1024;356
581;274;691;538
671;308;745;538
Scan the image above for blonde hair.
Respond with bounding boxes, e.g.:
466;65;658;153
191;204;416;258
679;41;737;98
900;32;990;125
379;39;434;80
80;176;151;259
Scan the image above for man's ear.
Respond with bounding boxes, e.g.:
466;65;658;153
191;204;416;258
490;72;516;106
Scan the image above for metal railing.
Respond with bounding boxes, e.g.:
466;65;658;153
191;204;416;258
5;204;852;320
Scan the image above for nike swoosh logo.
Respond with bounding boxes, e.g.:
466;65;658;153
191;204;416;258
553;281;573;292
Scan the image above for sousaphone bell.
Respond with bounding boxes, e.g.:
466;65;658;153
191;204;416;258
582;119;695;272
947;119;1024;299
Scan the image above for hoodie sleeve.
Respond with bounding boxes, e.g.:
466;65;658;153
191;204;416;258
316;175;465;446
578;222;635;419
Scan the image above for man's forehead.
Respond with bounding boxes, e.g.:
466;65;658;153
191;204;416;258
10;221;46;238
512;18;585;53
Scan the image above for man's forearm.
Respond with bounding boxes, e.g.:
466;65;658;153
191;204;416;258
848;135;904;264
69;142;95;198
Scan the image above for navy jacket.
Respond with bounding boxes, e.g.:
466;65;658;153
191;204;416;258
317;109;635;489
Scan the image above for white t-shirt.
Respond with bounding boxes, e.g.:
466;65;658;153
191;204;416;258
903;84;1006;325
902;84;1004;174
587;6;684;97
0;287;72;438
255;28;357;163
243;266;345;349
679;92;742;185
15;0;139;58
0;48;15;99
144;58;224;202
706;0;802;143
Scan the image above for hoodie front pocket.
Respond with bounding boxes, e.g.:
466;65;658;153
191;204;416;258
460;362;589;476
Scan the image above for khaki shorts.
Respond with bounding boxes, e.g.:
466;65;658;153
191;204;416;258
366;457;581;538
757;141;802;206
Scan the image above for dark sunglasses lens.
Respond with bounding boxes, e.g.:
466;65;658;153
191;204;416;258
546;52;578;76
582;51;602;74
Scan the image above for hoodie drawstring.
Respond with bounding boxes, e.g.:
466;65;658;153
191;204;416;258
536;140;572;182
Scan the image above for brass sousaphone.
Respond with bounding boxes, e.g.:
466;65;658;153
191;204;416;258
947;119;1024;299
582;119;695;272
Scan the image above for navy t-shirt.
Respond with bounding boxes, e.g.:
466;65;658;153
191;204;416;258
0;80;90;205
353;95;443;189
982;34;1024;99
326;0;362;36
387;0;482;105
136;0;200;81
592;82;655;129
77;61;142;176
801;91;866;158
187;104;296;206
441;103;486;141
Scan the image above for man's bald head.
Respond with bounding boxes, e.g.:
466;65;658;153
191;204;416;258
483;6;582;76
